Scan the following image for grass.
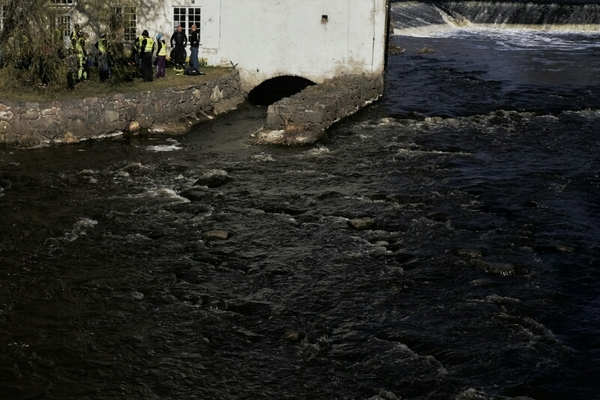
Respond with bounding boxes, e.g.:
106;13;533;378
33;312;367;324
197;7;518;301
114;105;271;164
0;63;232;103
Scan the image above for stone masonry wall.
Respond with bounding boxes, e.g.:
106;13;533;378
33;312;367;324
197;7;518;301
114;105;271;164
252;73;385;145
0;70;245;147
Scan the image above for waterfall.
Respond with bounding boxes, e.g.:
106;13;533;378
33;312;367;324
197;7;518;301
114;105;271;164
392;1;600;34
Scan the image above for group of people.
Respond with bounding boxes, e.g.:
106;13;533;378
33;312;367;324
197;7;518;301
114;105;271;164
65;24;204;87
68;24;114;88
135;24;204;83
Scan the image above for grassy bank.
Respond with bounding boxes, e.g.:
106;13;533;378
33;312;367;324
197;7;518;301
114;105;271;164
0;64;232;103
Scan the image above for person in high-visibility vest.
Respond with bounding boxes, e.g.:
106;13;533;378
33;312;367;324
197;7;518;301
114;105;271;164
139;30;155;82
70;24;81;43
154;34;167;79
71;30;87;82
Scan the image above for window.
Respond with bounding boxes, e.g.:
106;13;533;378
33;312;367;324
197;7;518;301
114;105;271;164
56;14;71;39
173;7;201;42
113;6;137;41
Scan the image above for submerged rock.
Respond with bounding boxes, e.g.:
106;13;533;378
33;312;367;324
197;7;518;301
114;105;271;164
179;187;211;201
456;248;483;258
455;387;534;400
282;331;305;341
202;230;230;240
194;170;233;188
348;217;375;230
468;259;515;276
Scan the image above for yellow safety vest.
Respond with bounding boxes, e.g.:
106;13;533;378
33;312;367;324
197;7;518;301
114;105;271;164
73;37;85;54
158;41;167;57
98;38;107;54
143;37;154;53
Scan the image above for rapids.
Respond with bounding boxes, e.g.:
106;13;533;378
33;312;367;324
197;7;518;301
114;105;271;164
1;2;600;399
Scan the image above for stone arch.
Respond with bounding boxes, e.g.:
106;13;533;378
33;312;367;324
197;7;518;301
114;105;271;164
248;75;316;106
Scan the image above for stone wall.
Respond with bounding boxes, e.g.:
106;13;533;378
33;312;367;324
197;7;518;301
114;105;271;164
252;73;385;145
0;70;245;147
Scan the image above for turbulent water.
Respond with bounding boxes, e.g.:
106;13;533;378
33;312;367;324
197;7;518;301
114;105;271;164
1;2;600;399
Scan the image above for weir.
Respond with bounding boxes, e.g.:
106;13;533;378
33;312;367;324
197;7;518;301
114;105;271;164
393;1;600;34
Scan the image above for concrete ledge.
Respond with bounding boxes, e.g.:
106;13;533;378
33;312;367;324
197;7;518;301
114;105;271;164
0;70;245;148
252;73;384;145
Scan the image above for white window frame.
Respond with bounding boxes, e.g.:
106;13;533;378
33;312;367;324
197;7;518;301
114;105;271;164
1;4;7;33
55;14;71;40
173;7;201;43
113;6;137;42
48;0;74;45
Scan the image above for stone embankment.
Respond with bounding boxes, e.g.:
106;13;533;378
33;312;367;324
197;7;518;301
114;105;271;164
251;73;384;145
1;70;384;148
0;70;245;147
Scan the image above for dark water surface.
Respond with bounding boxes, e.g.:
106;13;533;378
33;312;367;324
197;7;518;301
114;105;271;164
1;24;600;400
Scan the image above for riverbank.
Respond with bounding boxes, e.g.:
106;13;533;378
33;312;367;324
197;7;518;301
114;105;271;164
0;66;231;103
0;68;244;148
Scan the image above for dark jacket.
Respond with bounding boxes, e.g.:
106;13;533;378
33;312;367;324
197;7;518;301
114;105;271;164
170;30;188;48
190;30;200;48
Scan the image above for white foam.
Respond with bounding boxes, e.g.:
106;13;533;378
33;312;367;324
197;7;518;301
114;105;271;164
147;188;190;203
63;218;98;242
146;143;183;152
252;153;275;162
201;169;229;178
306;145;331;156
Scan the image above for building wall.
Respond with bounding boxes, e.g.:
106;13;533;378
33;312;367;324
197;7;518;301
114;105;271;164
139;0;389;92
1;0;387;92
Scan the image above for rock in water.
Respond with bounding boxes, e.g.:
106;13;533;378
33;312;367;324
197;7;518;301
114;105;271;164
202;230;230;240
347;217;375;230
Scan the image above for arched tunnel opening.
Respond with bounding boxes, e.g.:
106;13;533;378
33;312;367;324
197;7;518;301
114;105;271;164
248;76;316;106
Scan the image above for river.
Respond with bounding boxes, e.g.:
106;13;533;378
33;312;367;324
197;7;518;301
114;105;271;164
1;2;600;399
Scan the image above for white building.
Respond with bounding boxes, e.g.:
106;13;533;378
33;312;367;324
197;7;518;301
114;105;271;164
1;0;389;91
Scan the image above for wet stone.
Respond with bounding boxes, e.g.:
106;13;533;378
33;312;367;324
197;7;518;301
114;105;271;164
456;248;483;258
202;230;230;240
348;217;376;230
282;331;305;341
378;390;401;400
194;172;233;188
533;241;576;253
469;259;515;276
179;187;212;202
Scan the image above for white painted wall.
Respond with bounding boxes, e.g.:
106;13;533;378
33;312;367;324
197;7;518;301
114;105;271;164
138;0;389;91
